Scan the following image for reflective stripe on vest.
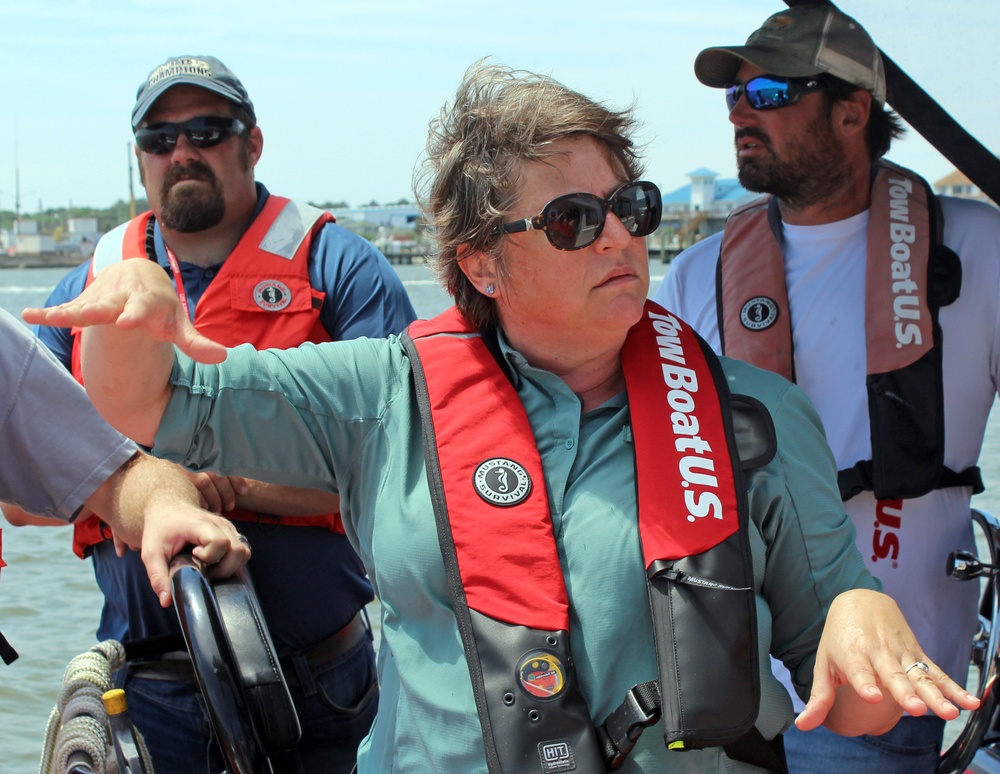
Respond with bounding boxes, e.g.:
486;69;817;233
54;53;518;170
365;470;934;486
404;302;757;773
718;161;972;501
70;199;341;558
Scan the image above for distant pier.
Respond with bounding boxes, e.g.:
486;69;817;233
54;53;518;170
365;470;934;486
0;252;87;270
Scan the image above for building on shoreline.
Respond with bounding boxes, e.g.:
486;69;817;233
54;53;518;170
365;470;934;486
2;216;101;268
933;168;998;206
652;168;754;260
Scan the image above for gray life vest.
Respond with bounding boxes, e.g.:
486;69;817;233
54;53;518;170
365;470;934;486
717;161;976;501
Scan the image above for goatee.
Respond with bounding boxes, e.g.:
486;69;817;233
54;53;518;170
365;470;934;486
158;161;226;233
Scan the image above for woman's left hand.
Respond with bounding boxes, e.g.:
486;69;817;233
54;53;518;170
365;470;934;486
795;588;980;736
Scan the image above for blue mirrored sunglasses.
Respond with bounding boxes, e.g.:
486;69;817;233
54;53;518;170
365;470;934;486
726;75;829;111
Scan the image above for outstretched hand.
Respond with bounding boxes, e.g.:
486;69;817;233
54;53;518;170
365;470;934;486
796;588;979;736
22;258;227;364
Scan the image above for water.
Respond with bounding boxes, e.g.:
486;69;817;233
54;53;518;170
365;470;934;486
0;262;461;773
0;262;995;770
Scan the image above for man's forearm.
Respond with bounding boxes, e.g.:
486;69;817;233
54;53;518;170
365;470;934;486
88;452;198;546
238;481;340;516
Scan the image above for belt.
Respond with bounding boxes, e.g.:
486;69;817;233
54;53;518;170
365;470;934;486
127;611;369;684
279;611;369;685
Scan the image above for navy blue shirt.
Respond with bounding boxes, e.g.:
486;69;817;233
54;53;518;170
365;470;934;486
36;184;417;653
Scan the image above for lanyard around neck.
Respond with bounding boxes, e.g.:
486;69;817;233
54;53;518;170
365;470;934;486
163;244;192;319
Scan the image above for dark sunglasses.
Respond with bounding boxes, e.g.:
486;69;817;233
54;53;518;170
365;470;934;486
497;180;662;251
725;74;829;112
134;116;247;155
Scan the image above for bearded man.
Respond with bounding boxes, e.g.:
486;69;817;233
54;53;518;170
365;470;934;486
654;6;1000;773
2;55;416;773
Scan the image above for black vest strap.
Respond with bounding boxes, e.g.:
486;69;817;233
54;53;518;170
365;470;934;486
596;681;788;772
122;633;188;661
0;628;18;665
595;681;661;769
597;680;788;774
723;727;788;774
838;461;984;502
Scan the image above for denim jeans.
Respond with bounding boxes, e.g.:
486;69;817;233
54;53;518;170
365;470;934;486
783;715;946;774
121;635;378;774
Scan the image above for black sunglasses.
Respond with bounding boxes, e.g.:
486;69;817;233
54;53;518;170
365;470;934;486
496;181;662;251
134;116;247;155
725;74;829;112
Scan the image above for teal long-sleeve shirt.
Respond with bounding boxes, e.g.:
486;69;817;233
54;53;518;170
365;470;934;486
154;329;876;773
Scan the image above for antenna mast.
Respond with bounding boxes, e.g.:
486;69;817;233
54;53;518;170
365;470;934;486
14;141;20;236
127;142;136;219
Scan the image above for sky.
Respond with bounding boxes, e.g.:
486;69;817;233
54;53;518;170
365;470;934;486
2;1;997;215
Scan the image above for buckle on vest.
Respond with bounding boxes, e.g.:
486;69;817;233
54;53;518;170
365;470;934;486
604;684;661;769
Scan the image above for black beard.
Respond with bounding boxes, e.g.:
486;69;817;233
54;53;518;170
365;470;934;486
735;114;852;210
157;161;226;233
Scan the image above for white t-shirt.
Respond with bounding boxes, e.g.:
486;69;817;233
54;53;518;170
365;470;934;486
654;194;1000;694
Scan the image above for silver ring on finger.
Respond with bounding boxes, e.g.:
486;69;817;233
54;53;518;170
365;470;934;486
904;660;930;675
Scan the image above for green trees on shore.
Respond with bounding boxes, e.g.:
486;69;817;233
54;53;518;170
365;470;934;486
0;199;150;235
0;197;417;237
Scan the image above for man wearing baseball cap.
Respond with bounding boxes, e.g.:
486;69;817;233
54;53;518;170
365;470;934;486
654;5;1000;772
4;54;416;772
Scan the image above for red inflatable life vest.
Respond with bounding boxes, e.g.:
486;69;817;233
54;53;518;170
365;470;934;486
403;302;763;772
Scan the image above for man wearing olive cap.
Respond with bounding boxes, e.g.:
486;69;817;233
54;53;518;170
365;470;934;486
655;5;1000;772
3;55;416;773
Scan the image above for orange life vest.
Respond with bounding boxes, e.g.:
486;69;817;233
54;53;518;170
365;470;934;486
718;161;974;501
70;197;344;558
403;302;769;772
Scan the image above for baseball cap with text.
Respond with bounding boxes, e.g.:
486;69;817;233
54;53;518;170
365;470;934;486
132;55;256;129
695;5;886;103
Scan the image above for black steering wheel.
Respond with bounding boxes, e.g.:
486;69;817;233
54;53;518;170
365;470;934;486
171;552;300;774
937;509;1000;773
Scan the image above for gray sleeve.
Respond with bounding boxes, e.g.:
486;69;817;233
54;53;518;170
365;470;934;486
0;310;137;520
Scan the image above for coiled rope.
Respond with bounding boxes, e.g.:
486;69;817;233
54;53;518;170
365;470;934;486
38;640;154;774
